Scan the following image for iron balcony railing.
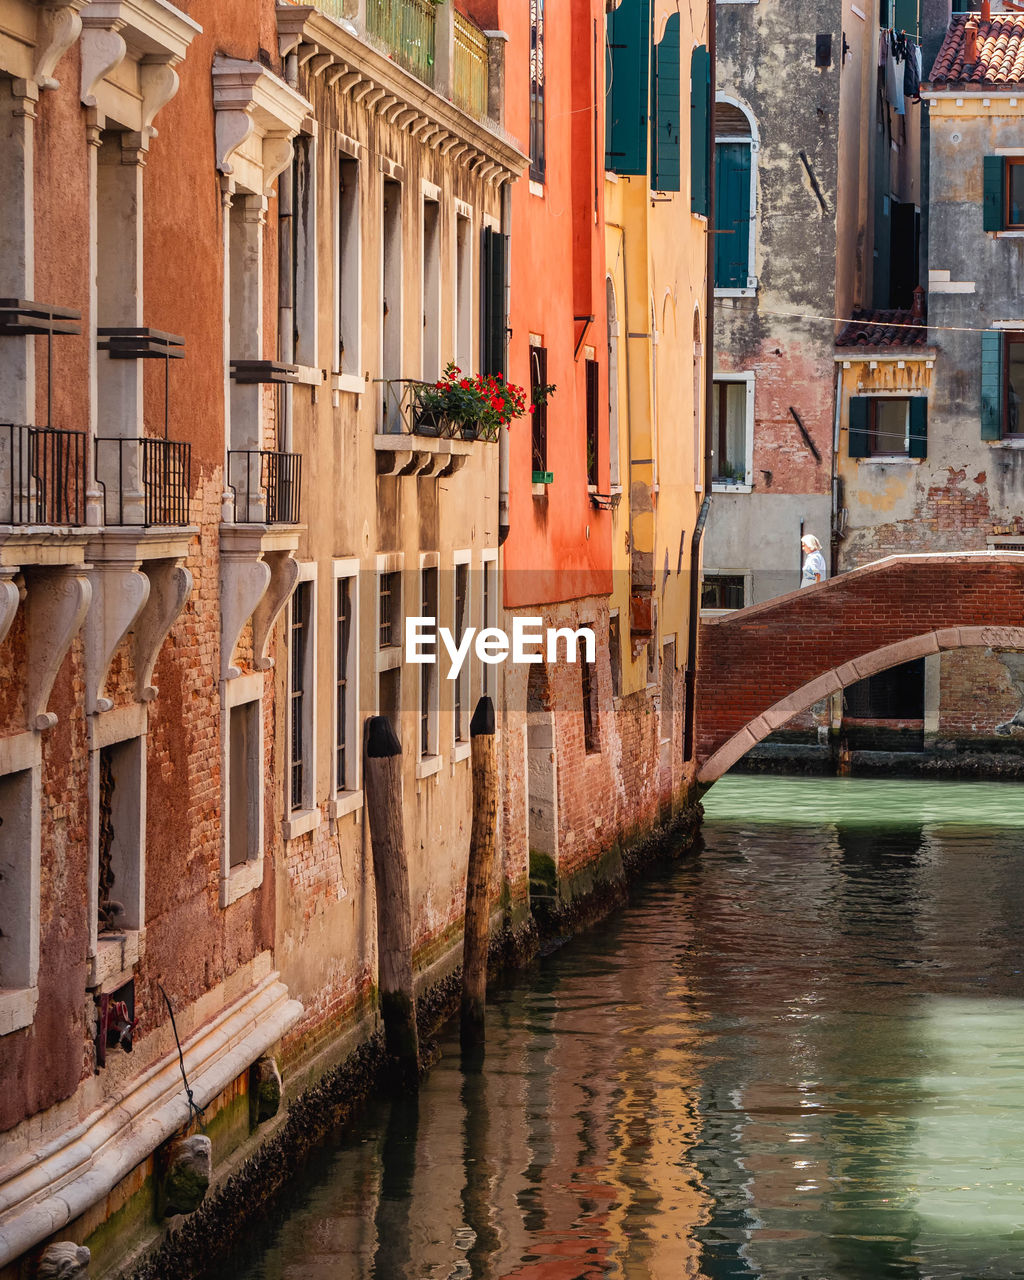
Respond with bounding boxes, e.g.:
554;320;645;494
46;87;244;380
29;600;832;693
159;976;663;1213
377;378;501;442
95;437;192;526
227;450;303;524
453;12;488;118
0;424;86;526
366;0;436;85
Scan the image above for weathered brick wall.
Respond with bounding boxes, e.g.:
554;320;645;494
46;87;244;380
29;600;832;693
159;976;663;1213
936;648;1024;742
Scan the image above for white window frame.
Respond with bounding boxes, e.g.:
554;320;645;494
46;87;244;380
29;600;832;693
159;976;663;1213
452;549;472;762
713;94;759;299
375;551;404;740
293;128;319;372
380;176;404;432
421;181;441;383
284;562;321;840
711;371;755;491
221;671;266;907
0;732;41;1036
334;140;363;391
330;558;362;820
480;548;498;699
88;705;147;990
417;552;441;778
454;201;474;374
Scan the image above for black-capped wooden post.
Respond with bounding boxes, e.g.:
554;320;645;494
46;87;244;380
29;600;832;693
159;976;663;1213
365;715;419;1084
461;696;498;1048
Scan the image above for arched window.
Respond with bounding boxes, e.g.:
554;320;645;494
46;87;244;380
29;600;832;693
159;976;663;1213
714;97;758;292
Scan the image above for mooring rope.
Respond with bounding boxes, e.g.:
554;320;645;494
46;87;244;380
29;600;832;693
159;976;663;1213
158;982;206;1129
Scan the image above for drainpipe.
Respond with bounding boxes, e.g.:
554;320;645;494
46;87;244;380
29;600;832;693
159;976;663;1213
278;52;298;452
498;181;511;545
684;0;715;764
831;365;842;577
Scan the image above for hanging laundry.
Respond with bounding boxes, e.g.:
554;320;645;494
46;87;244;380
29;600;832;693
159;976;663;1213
885;34;906;114
903;40;923;102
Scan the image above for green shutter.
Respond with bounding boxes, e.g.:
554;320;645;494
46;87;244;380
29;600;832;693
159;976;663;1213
981;329;1004;439
651;15;681;192
690;45;710;215
894;0;918;37
983;155;1006;232
849;397;870;458
481;226;508;379
908;396;927;458
605;0;650;176
714;142;751;287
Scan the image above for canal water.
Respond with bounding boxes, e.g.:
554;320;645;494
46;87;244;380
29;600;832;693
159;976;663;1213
230;776;1024;1279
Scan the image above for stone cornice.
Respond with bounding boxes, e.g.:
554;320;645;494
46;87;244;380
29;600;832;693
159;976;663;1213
276;5;527;184
78;0;200;65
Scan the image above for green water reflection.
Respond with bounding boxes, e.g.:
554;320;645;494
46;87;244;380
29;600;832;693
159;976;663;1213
229;776;1024;1280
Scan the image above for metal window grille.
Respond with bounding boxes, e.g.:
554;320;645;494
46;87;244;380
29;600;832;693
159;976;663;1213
529;0;545;181
290;582;311;811
0;424;86;525
581;638;598;752
226;450;302;524
420;568;437;757
454;563;468;739
530;345;548;473
482;561;493;697
585;359;599;486
609;614;622;700
453;12;488;118
379;571;399;648
336;577;352;792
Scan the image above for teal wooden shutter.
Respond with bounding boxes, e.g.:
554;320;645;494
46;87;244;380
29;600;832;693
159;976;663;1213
908;396;927;458
849;397;870;458
651;15;681;191
606;0;650;175
894;0;918;36
690;45;710;215
983;156;1006;232
714;143;750;287
481;226;508;378
981;330;1004;438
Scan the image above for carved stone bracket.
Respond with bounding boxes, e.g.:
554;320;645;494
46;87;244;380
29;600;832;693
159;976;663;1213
79;22;127;108
132;560;193;701
220;552;270;682
84;561;150;715
24;566;92;731
0;570;21;648
212;57;311;196
251;550;299;671
34;3;86;91
375;447;416;476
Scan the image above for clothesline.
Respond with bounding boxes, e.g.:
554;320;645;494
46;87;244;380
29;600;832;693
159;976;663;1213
758;307;1004;336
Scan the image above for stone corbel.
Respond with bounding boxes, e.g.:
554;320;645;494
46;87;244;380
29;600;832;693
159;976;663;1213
309;52;335;77
85;562;150;714
24;567;92;731
140;59;181;139
220;552;271;681
439;452;470;477
34;3;85;91
418;448;453;478
0;570;22;648
376;448;416;476
132;560;193;702
333;71;365;94
215;104;255;180
80;21;127;109
262;134;294;196
251;551;299;671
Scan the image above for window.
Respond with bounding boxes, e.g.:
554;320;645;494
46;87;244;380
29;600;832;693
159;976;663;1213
453;557;471;745
529;0;546;181
381;179;403;431
606;0;651;176
0;737;41;1036
651;15;681;191
481;225;508;377
334;566;358;796
581;632;599;753
422;193;440;382
608;612;622;699
712;377;753;484
291;134;318;369
455;210;473;373
849;396;927;458
714;101;756;290
585;359;599;487
984;156;1024;232
377;557;403;739
530;343;549;477
702;574;745;610
481;552;497;698
606;278;622;489
288;579;314;814
228;702;259;867
845;659;925;718
336;154;361;378
379;570;401;648
661;640;676;743
690;45;711;214
982;331;1024;439
419;563;439;761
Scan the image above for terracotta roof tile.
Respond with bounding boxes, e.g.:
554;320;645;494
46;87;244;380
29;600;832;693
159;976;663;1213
835;306;928;349
929;12;1024;87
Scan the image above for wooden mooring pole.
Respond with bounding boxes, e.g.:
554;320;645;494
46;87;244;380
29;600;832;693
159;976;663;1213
365;715;420;1085
461;696;498;1048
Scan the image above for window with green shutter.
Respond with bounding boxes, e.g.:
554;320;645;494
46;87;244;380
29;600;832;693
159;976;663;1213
894;0;918;38
908;396;927;458
690;44;710;215
714;142;751;287
848;397;870;458
981;329;1004;438
984;156;1006;232
606;0;650;176
481;226;508;379
651;15;680;192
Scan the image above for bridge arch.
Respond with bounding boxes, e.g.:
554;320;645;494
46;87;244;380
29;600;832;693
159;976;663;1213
695;553;1024;785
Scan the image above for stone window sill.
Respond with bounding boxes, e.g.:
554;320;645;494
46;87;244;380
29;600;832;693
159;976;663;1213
221;857;264;907
986;437;1024;448
89;930;143;992
712;481;753;493
0;986;38;1037
328;790;363;820
857;455;920;464
282;807;322;841
416;753;442;780
332;371;365;395
452;740;471;764
377;645;403;672
715;286;757;298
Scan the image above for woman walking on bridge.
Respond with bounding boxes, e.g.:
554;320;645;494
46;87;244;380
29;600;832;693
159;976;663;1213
801;534;828;587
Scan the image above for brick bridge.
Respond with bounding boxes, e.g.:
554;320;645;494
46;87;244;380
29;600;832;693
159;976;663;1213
695;552;1024;784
